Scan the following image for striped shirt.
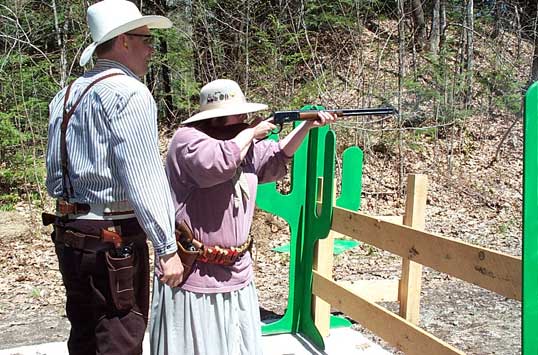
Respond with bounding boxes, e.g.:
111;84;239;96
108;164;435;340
46;59;177;256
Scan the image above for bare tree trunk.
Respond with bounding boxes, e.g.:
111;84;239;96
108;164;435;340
244;1;250;91
160;39;176;123
515;5;522;60
51;0;67;87
143;0;176;123
492;0;500;38
191;0;216;83
398;0;406;195
410;0;426;51
440;0;447;50
464;0;474;108
430;0;440;55
531;7;538;84
532;35;538;84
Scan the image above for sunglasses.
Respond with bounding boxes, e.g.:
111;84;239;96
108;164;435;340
125;33;154;46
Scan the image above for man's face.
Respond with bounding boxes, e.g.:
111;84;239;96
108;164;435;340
122;26;154;77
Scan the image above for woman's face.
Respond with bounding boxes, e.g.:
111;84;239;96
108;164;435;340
221;114;248;126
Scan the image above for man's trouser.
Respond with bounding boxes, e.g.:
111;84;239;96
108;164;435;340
52;217;149;355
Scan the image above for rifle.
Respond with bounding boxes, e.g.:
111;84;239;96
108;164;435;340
269;107;398;133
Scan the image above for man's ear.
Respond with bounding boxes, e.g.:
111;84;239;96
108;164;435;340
117;34;128;49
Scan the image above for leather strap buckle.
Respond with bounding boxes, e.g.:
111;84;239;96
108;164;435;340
57;200;90;215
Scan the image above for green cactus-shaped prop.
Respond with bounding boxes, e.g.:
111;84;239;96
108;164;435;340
256;120;308;335
257;105;363;349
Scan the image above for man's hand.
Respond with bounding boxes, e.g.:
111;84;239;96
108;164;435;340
159;252;184;288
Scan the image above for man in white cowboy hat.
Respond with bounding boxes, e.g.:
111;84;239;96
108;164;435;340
149;78;337;355
44;0;183;353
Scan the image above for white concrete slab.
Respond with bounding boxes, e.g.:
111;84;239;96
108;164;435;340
262;327;391;355
0;327;391;355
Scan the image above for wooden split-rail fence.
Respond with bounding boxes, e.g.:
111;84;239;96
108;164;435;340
311;174;521;355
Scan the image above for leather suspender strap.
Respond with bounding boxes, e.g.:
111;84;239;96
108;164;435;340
60;72;123;201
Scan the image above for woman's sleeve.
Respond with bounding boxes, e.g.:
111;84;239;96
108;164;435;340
171;128;243;188
252;139;291;184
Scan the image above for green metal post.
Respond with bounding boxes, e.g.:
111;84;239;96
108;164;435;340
524;82;538;354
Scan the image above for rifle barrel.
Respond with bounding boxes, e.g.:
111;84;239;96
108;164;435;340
273;107;398;124
332;107;398;116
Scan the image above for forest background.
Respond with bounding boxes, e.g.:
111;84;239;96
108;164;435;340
0;0;537;354
1;0;538;209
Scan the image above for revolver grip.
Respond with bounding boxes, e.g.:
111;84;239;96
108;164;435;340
101;228;122;248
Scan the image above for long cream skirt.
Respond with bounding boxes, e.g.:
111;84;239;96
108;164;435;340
149;277;263;355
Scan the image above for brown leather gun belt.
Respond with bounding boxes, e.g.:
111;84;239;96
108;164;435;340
175;222;252;266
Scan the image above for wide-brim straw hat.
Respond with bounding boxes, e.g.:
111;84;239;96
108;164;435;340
182;79;268;124
79;0;172;66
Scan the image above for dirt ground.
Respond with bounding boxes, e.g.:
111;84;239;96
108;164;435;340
0;112;522;354
0;209;521;355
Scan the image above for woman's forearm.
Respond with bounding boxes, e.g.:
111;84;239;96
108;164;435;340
232;127;255;160
279;121;312;157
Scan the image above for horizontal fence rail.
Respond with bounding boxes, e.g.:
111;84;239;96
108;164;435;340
331;207;521;301
312;270;466;355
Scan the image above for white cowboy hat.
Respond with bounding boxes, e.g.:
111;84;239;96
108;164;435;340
183;79;268;124
79;0;172;66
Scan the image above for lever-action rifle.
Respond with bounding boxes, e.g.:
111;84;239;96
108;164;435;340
269;106;398;133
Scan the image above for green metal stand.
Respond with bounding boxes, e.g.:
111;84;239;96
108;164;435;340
257;105;363;349
524;82;538;355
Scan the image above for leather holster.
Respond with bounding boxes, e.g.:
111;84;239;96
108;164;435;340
175;221;203;284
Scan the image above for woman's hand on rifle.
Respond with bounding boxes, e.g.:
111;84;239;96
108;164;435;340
305;111;338;128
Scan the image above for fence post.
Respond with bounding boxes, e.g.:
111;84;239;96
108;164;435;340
398;174;427;324
312;232;335;337
312;177;334;337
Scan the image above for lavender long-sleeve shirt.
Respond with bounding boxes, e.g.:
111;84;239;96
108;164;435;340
165;126;290;293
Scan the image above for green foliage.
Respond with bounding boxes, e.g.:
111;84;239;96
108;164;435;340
478;63;524;114
0;113;21;152
251;17;311;82
0;0;533;206
408;127;438;152
304;0;398;29
289;76;327;109
304;0;358;29
0;2;75;202
0;53;51;200
0;152;46;191
0;193;18;211
402;48;476;127
152;29;200;116
497;219;517;236
30;288;42;299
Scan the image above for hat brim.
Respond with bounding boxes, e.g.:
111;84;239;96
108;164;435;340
182;103;268;125
80;15;172;66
